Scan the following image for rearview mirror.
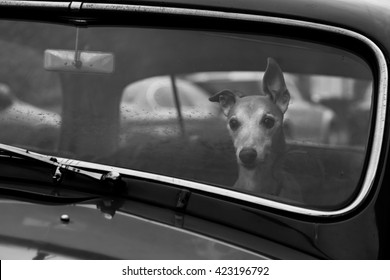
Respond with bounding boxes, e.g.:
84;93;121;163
44;49;115;74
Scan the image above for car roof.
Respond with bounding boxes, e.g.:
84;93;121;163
15;1;390;44
78;0;390;49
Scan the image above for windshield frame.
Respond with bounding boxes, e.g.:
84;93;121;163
0;1;387;218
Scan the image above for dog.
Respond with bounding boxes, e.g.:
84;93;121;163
209;58;303;202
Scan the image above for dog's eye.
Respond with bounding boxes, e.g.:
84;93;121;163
229;118;240;130
262;116;275;129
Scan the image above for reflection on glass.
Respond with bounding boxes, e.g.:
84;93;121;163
0;20;373;210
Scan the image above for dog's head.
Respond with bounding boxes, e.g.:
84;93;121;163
209;58;290;169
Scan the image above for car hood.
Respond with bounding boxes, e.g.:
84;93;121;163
0;199;264;260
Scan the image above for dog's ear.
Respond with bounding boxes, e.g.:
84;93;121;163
209;90;238;116
263;57;290;114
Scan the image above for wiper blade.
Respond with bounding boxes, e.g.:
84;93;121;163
0;143;122;185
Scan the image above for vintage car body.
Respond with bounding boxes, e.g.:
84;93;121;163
0;0;389;260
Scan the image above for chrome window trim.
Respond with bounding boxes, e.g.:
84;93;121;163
82;3;387;217
0;1;69;9
1;2;387;217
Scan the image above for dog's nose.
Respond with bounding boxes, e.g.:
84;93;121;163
239;148;257;165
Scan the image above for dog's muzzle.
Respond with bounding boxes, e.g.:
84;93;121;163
239;148;258;168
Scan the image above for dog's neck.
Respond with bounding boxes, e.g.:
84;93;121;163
235;163;278;194
234;130;286;195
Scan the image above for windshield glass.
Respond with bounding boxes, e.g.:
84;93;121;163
0;20;373;210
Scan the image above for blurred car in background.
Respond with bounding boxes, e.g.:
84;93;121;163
0;83;60;151
120;76;220;143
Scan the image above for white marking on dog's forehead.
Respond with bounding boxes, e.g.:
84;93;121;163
231;95;283;119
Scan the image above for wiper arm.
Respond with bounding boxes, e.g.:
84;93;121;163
0;143;122;185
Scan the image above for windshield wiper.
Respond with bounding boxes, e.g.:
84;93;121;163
0;143;123;186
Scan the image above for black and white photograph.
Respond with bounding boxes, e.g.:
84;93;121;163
0;0;389;273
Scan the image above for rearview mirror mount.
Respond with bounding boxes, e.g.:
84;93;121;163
44;27;114;74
